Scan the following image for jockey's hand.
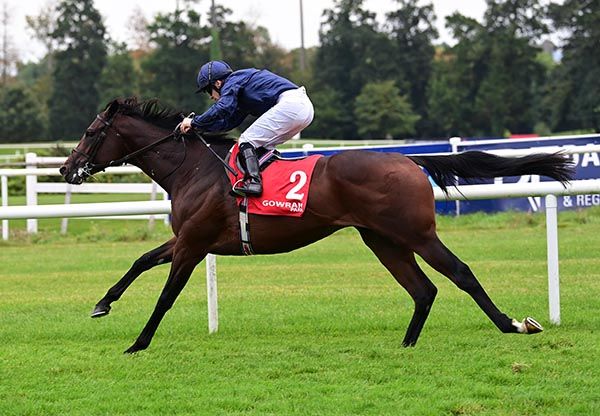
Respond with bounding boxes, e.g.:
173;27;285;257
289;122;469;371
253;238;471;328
179;117;193;134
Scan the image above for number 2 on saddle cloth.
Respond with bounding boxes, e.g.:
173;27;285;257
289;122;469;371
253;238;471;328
226;143;322;217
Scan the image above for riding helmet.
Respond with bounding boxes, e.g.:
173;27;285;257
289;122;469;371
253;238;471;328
195;60;233;93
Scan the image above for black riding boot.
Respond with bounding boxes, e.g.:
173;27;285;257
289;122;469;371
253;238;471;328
234;143;263;197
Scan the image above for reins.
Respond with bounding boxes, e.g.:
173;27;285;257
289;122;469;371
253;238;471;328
192;130;239;177
89;131;179;171
182;112;238;177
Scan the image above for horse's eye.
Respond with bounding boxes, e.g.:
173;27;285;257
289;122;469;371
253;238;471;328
85;130;95;137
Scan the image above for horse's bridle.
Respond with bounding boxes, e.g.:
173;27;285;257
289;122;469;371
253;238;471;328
70;114;118;178
72;112;180;180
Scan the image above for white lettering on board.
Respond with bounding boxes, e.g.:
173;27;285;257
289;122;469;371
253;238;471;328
576;194;600;207
580;152;600;168
563;194;600;208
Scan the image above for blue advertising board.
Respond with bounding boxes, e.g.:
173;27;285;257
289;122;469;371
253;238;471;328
455;134;600;214
282;134;600;215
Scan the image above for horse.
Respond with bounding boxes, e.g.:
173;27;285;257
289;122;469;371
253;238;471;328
60;97;573;354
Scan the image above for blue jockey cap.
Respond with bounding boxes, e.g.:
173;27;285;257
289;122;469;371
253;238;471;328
195;60;233;93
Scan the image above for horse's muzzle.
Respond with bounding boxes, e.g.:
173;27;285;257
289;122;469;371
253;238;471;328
60;163;88;185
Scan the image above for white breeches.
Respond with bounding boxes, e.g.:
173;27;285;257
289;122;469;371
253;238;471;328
239;87;314;150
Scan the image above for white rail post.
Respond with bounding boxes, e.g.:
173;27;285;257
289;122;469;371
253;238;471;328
148;181;158;230
1;175;8;240
163;189;170;226
25;153;38;234
60;184;72;235
449;137;462;216
545;194;561;325
302;143;314;156
206;254;218;333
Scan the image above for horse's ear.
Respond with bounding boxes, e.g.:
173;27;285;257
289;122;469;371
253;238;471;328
105;100;120;118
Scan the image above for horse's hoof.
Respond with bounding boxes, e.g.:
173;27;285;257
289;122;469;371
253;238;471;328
524;317;544;334
124;342;147;354
91;304;111;318
512;317;544;334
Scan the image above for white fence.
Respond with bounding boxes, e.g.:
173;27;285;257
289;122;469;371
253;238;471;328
0;153;169;238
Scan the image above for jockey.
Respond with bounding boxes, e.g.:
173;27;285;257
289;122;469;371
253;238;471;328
179;60;314;197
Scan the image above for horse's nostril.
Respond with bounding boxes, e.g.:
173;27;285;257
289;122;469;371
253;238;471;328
59;166;67;175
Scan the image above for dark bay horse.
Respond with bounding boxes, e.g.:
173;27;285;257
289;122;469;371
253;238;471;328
60;98;573;353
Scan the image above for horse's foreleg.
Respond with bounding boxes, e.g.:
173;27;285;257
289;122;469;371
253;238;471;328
92;237;175;318
416;237;543;335
124;247;203;354
358;229;438;347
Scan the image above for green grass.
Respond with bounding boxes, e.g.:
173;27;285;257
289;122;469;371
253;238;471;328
1;209;599;415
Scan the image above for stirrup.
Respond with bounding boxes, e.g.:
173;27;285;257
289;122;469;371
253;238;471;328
232;179;262;197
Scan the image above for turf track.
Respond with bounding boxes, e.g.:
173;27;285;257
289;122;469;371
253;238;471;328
1;209;599;415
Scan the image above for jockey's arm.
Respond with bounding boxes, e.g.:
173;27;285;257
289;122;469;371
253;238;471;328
180;108;246;135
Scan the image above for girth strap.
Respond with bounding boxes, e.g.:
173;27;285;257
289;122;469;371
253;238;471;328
238;198;254;255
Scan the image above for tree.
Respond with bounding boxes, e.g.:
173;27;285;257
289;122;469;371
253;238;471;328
429;1;547;137
354;80;420;139
0;84;46;142
141;2;297;115
20;2;59;139
473;0;547;136
208;0;222;61
98;42;140;106
48;0;107;139
141;2;208;111
546;0;600;131
26;1;59;73
211;5;290;77
13;59;53;140
304;86;354;139
428;13;485;137
0;1;18;85
427;48;473;137
385;0;438;135
315;0;392;138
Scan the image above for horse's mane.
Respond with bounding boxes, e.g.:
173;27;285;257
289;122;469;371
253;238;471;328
111;97;183;130
109;97;234;144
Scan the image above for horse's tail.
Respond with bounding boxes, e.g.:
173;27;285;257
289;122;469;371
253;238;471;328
407;151;574;194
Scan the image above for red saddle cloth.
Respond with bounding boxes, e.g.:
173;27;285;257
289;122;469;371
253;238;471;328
227;144;322;217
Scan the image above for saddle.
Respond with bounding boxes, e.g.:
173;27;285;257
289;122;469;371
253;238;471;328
225;143;322;255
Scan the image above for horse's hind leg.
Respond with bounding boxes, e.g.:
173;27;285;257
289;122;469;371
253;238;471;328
358;229;438;347
91;237;175;318
416;236;543;335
